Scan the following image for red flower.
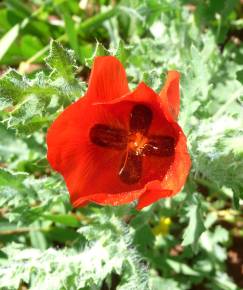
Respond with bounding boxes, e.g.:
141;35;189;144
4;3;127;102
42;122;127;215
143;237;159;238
46;56;191;210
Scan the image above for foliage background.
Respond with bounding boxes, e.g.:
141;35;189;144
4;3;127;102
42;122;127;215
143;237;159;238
0;0;242;289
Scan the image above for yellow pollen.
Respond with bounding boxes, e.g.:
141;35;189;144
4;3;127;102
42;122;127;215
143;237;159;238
128;132;148;154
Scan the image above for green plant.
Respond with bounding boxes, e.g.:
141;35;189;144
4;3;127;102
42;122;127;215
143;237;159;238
0;1;242;289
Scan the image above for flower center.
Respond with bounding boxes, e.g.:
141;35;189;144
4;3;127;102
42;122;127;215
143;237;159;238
89;104;175;185
128;132;148;155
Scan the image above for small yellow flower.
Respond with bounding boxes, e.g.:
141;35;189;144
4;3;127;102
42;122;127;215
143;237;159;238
152;217;171;236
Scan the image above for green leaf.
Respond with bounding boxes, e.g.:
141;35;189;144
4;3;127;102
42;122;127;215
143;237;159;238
0;23;21;61
0;169;68;225
0;169;28;207
133;224;155;253
149;277;181;290
166;259;200;276
45;227;80;244
182;194;206;251
85;42;110;68
46;40;77;81
58;4;80;60
191;115;243;207
0;42;86;134
45;40;82;99
0;71;56;132
78;7;119;35
0;250;8;260
0;69;27;108
6;0;31;19
20;34;43;58
0;1;41;62
43;214;80;228
29;228;48;250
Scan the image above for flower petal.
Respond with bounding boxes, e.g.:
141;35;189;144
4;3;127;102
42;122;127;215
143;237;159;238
119;150;143;185
89;124;127;150
160;123;191;195
104;80;190;209
100;82;159;106
130;104;153;134
72;189;144;207
47;76;190;210
159;71;180;121
137;185;172;210
136;124;191;210
87;56;129;103
47;97;152;207
143;135;175;157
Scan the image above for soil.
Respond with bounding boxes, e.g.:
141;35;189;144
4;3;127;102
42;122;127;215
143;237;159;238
227;236;243;288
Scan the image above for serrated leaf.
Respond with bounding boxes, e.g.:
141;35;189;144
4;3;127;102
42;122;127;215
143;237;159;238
182;194;205;251
0;42;85;134
0;169;28;207
0;69;27;108
46;40;77;80
191;116;243;206
85;42;110;68
45;40;82;99
0;123;29;163
0;216;149;290
0;70;54;131
0;169;68;225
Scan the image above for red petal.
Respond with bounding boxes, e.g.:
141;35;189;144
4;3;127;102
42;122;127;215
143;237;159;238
159;71;180;121
160;123;191;194
47;78;190;209
129;104;153;134
72;189;144;207
136;123;191;210
71;180;168;208
106;81;190;209
119;150;142;185
47;97;148;207
87;56;129;103
89;124;127;150
143;135;175;157
101;82;159;106
136;181;172;210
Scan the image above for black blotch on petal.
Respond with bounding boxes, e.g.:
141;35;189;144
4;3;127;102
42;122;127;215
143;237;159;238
119;150;142;184
90;124;127;150
143;135;175;157
130;104;153;134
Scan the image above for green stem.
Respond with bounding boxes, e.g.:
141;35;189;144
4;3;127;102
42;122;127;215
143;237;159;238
194;177;227;196
78;7;119;34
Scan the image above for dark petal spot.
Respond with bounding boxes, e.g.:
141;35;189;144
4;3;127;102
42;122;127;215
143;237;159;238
143;135;175;157
119;150;142;184
90;124;128;150
130;104;153;134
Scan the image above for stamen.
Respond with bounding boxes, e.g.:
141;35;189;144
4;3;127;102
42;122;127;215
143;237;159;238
90;124;127;150
142;135;175;156
128;132;148;154
89;105;175;186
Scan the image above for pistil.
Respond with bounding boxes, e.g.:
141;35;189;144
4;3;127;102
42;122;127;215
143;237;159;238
128;132;149;155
